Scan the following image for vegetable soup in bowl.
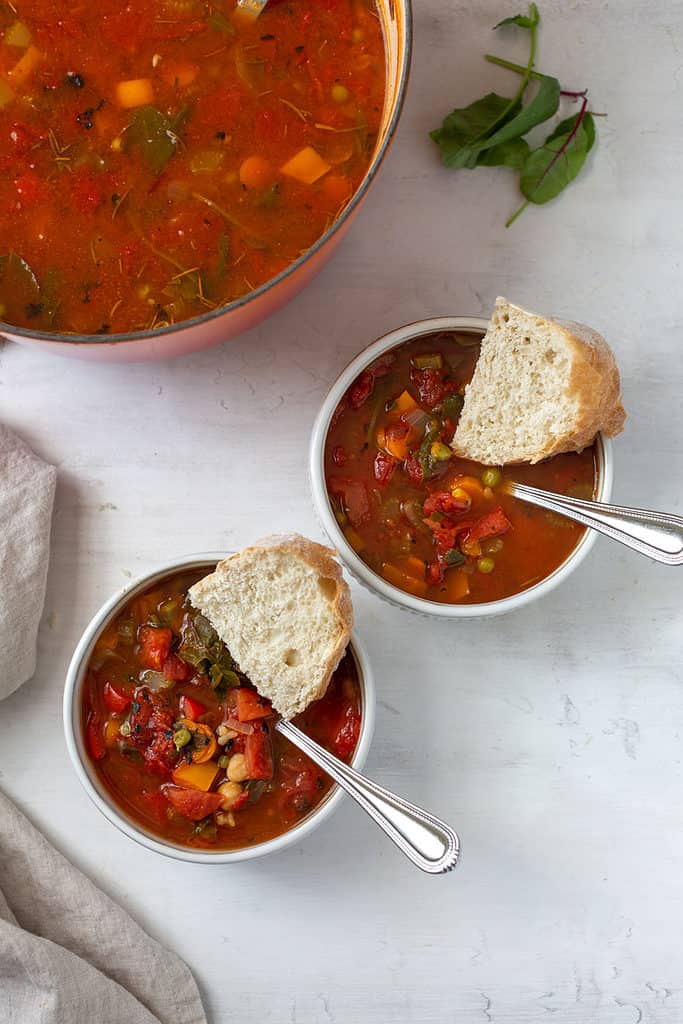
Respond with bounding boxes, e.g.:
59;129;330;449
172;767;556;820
0;0;411;360
64;554;375;862
310;317;613;618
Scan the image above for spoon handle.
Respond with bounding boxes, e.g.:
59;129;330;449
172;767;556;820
275;719;460;874
508;482;683;565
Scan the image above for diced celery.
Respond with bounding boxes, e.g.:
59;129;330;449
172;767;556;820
4;20;32;48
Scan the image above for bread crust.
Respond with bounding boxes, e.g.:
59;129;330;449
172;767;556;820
452;298;626;465
189;534;353;719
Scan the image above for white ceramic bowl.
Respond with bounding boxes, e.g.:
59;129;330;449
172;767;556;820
309;316;614;619
63;553;375;863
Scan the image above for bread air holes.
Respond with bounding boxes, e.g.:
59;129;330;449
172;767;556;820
318;576;338;602
545;347;557;363
283;648;302;667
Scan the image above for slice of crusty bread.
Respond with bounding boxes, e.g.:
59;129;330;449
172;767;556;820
188;535;353;720
451;297;626;465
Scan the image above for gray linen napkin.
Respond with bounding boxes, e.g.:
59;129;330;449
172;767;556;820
0;790;208;1024
0;426;208;1024
0;423;56;700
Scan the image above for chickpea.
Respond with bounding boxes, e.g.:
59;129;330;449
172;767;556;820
215;811;236;827
218;780;244;809
226;752;249;783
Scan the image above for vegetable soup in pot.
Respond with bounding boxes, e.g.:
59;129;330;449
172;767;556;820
324;329;597;604
82;568;362;850
0;0;385;335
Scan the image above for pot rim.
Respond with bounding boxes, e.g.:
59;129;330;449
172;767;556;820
3;0;413;349
63;551;376;862
309;315;614;619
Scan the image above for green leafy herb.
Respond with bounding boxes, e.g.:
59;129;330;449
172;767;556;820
123;105;189;175
178;608;242;690
495;4;539;29
430;4;600;225
508;107;594;225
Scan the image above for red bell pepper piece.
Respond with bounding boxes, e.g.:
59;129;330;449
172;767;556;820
138;625;172;671
179;694;207;721
235;688;273;722
163;653;193;682
244;724;274;780
102;682;131;714
465;507;512;544
163;786;224;821
86;715;106;761
423;492;470;518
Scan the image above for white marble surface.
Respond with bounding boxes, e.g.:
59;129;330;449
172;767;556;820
2;1;683;1020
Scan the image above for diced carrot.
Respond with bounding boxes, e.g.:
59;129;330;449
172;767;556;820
399;556;426;580
172;760;219;792
281;146;331;184
394;390;418;414
344;525;365;553
382;562;428;598
322;173;352;205
104;719;121;746
442;569;470;602
239;154;273;190
7;45;41;84
0;79;14;109
116;78;154;109
384;420;413;460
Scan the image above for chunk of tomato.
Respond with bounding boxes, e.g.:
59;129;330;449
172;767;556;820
235;688;272;722
373;450;396;487
179;694;206;721
163;653;193;682
244;724;274;780
138;625;172;671
102;682;131;714
333;705;361;760
163;786;224;821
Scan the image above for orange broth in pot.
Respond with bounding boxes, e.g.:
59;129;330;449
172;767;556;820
0;0;385;335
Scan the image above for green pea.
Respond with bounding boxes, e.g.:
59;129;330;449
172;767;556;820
430;441;452;462
173;726;192;750
481;467;502;488
477;556;496;574
218;755;229;769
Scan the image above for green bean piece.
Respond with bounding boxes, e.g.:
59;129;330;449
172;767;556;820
119;720;132;737
413;353;443;370
442;393;464;422
218;755;229;769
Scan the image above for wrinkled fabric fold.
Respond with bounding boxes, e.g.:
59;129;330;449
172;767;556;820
0;423;56;700
0;790;208;1024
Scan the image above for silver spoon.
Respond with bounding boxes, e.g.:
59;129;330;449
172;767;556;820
505;482;683;565
276;719;460;874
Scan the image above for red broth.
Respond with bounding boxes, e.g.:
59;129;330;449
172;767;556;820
324;330;597;604
0;0;385;334
82;569;362;850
